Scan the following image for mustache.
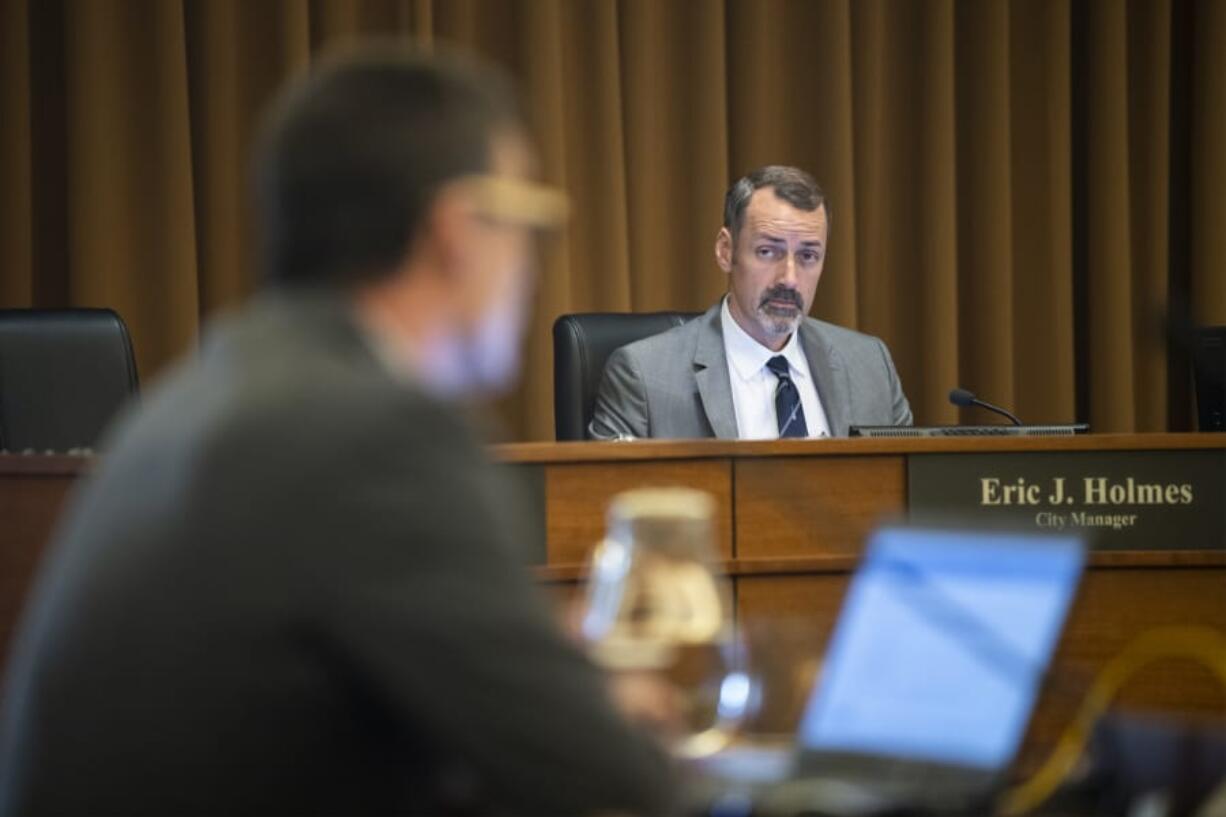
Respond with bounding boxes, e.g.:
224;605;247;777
758;287;803;310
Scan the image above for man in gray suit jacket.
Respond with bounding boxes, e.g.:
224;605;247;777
590;166;912;440
0;47;672;817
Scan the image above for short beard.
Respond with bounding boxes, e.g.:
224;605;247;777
758;286;803;336
761;313;799;337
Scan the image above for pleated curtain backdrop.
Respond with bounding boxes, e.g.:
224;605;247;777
1;0;1223;440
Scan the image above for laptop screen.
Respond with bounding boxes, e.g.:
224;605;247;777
797;527;1085;770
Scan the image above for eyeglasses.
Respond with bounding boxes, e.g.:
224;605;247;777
451;174;570;231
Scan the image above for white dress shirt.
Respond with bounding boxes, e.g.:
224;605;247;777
720;296;830;439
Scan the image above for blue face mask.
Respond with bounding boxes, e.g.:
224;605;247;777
417;270;530;399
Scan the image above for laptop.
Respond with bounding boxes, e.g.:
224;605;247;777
689;526;1086;817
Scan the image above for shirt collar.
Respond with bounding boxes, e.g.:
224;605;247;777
720;295;808;383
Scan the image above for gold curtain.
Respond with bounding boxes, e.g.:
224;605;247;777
2;0;1224;440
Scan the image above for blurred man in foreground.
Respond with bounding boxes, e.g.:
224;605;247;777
589;165;911;440
0;45;673;816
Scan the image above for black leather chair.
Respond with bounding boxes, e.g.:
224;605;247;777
552;312;699;440
0;308;139;452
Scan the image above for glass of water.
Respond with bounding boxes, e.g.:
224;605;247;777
581;487;755;757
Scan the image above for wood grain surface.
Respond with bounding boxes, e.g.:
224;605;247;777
492;433;1226;464
0;471;76;663
735;456;906;558
2;438;1222;771
543;459;733;564
736;568;1226;774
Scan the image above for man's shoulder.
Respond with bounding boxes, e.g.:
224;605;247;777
608;307;715;365
106;303;468;493
804;315;881;343
802;316;888;355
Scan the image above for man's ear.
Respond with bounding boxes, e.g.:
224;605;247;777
715;227;733;273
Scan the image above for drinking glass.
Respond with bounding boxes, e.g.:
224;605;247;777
581;488;755;757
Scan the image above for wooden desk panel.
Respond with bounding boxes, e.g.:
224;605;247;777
543;459;733;564
2;436;1223;767
736;567;1226;773
735;456;905;558
0;463;79;663
734;575;848;733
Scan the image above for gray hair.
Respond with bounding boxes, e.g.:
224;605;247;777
722;165;828;242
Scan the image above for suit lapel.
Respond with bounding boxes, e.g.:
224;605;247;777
692;305;739;439
800;320;850;437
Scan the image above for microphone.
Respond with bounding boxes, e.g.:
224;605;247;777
949;387;1022;426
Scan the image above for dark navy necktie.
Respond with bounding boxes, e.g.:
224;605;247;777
766;355;808;438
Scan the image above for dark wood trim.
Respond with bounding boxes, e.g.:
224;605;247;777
5;435;1223;473
495;433;1226;464
0;454;92;476
535;549;1226;582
